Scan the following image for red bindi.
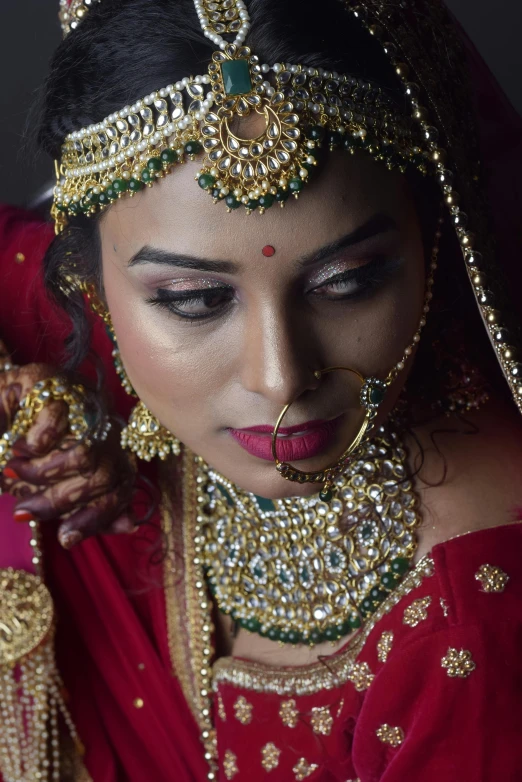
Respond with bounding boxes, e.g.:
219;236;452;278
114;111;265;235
262;245;275;257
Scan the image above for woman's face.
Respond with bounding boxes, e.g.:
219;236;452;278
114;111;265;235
100;151;426;497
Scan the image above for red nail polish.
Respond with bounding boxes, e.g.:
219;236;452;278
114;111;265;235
13;509;34;523
3;467;19;480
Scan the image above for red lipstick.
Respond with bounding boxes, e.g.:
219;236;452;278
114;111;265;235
228;417;342;462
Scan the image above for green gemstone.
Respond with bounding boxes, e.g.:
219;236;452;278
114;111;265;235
324;626;337;641
221;58;253;96
69;202;80;215
147;157;162;172
309;629;322;645
245;617;261;633
98;191;110;206
279;631;289;644
112;179;128;193
198;173;216;190
267;627;280;641
184;140;203;156
328;131;343;149
275;188;290;202
128;178;144;192
246;199;259;211
306;146;320;159
343;137;355;152
105;186;117;201
85;188;99;204
319;487;333;502
289;177;303;193
211;188;223;200
305;125;325;141
254;495;276;513
258;193;275;209
361;597;374;614
361;524;373;539
225;194;241;210
348;614;362;630
369;385;385;405
391;557;410;575
381;572;400;590
330;552;341;567
160;148;178;165
141;168;153;183
253;565;264;579
302;162;315;175
287;630;301;645
370;588;386;603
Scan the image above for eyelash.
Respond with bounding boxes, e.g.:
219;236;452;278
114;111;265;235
146;256;401;321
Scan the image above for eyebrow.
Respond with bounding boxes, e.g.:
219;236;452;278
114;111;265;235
127;212;398;273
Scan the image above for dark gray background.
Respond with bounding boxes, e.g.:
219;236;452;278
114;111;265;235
1;0;521;206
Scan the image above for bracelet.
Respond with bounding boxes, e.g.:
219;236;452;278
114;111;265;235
0;377;90;471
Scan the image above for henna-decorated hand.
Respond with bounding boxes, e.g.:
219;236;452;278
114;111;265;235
0;363;136;548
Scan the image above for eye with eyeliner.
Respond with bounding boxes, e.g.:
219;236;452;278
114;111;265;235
145;255;402;320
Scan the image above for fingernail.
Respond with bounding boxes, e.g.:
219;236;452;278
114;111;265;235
13;509;35;523
59;530;83;549
3;467;19;480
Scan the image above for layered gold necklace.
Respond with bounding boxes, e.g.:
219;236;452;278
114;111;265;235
198;423;420;646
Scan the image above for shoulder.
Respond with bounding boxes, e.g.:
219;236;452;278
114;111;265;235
353;524;522;780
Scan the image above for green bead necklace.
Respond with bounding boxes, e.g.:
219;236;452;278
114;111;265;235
198;424;420;646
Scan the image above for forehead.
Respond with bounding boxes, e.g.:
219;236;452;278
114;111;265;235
101;151;413;263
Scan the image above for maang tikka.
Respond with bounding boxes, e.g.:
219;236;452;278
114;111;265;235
64;279;181;461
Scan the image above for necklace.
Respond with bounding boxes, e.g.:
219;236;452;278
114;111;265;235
198;423;421;646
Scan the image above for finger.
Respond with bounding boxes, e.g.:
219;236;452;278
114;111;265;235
4;441;95;487
13;465;119;522
57;491;136;548
11;400;70;459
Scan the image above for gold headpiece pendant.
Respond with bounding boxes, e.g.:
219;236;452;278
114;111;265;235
53;0;430;230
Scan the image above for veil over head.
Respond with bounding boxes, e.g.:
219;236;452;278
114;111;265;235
342;1;522;415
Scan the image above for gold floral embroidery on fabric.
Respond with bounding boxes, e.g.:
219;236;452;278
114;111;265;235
212;557;435;696
217;692;226;722
279;699;299;728
441;648;476;678
223;749;239;780
233;695;253;725
403;596;432;627
261;743;281;771
293;758;319;780
376;631;394;663
347;661;374;692
475;564;509;593
310;706;333;736
376;724;404;747
439;597;449;617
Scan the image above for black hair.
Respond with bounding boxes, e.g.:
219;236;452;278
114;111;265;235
38;0;504;412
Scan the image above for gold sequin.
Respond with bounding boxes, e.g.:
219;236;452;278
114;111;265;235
279;699;299;728
403;596;432;627
223;749;239;779
376;631;394;663
439;597;449;617
15;252;25;263
293;758;319;780
310;706;333;736
475;564;509;593
376;724;404;747
217;692;226;722
441;648;476;678
347;661;374;692
234;695;253;725
133;698;144;709
261;743;281;771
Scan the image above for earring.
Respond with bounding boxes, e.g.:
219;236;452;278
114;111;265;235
67;278;181;460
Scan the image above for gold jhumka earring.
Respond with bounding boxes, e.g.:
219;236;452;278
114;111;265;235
61;278;181;461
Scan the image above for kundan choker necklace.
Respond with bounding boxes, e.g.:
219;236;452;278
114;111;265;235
198;423;420;646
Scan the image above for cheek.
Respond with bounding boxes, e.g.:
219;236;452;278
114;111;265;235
102;258;236;440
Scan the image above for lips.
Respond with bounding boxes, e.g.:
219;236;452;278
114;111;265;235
228;417;343;462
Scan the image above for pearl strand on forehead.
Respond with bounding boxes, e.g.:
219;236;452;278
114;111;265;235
193;0;251;50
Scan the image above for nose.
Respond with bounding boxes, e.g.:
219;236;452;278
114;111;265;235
240;301;320;405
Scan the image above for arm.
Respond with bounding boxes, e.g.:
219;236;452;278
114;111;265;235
353;622;522;781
